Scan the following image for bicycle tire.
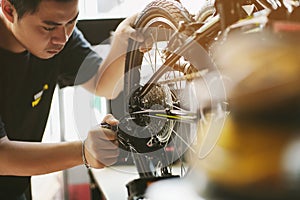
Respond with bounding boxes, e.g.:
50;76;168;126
113;0;225;180
112;0;199;176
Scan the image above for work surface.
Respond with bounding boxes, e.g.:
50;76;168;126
91;165;139;199
91;164;185;199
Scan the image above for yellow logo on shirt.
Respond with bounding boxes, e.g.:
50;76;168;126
32;84;48;107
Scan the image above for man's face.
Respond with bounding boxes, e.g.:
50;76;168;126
12;0;79;59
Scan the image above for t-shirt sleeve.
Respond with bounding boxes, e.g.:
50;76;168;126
0;116;7;139
57;27;103;88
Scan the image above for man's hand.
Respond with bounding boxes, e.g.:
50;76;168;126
84;114;119;168
110;13;144;57
91;13;145;99
114;13;153;53
113;13;144;43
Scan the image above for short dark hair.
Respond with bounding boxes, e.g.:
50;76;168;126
8;0;75;19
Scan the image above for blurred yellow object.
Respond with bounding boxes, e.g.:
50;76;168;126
196;116;294;187
192;32;300;195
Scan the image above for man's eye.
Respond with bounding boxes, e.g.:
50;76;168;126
68;20;77;25
43;27;55;31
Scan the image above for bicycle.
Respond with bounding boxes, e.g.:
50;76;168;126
107;0;300;199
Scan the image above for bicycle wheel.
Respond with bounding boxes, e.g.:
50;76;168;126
111;0;225;178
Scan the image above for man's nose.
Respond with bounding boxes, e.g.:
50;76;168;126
51;26;69;45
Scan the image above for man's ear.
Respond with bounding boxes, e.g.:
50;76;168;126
1;0;16;23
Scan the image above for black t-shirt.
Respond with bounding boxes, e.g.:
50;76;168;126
0;27;102;198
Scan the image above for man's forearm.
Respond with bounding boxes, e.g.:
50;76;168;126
94;53;125;99
0;137;82;176
84;13;143;99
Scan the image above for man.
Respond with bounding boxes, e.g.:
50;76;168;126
0;0;143;199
